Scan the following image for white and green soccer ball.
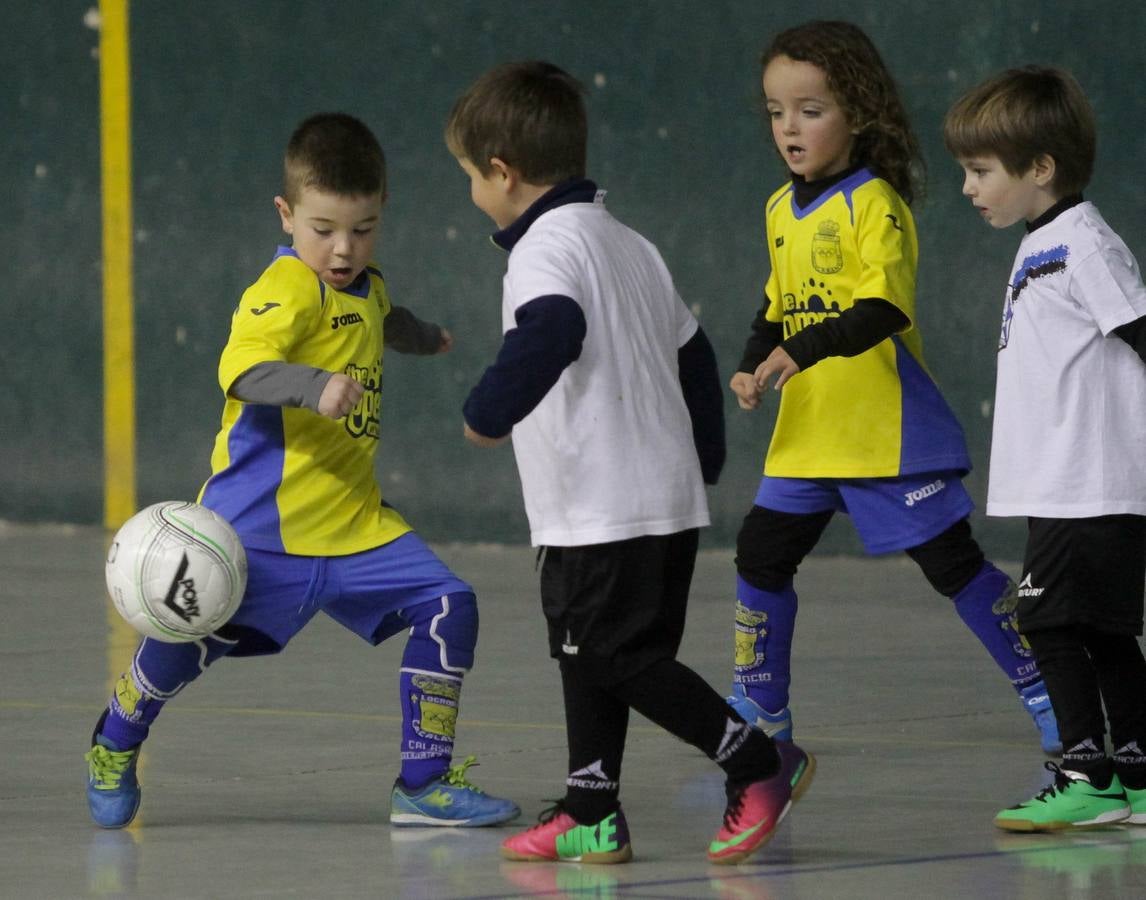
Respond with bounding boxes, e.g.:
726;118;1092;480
105;501;247;642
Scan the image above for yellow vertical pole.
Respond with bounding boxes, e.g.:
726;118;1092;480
100;0;136;529
98;2;140;735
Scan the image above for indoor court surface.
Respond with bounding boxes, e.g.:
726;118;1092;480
5;523;1146;899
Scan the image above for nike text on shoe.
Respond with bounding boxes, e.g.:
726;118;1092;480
390;755;521;827
727;685;792;741
501;804;633;863
86;735;142;829
1020;680;1062;755
708;741;815;864
994;763;1131;832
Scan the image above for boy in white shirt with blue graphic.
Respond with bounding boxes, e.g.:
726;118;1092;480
946;66;1146;831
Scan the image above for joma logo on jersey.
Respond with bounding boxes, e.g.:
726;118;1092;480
163;553;201;622
904;478;946;507
331;312;364;330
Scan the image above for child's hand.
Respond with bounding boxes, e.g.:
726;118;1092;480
730;371;764;410
755;348;800;392
464;422;507;447
317;373;365;419
437;328;454;354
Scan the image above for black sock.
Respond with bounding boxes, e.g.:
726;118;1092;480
559;661;626;823
1061;738;1115;787
614;658;780;786
721;729;781;788
1114;741;1146;790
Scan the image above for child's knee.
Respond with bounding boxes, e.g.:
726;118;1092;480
107;634;232;735
905;519;986;596
735;507;828;590
133;633;232;693
405;592;478;673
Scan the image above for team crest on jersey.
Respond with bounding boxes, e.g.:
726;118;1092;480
811;219;843;274
1000;244;1069;349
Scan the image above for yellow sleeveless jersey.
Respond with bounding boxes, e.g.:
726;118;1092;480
199;248;411;555
761;169;969;478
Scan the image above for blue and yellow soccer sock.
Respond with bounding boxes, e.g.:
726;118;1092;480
732;576;797;712
397;668;462;787
396;593;477;788
951;563;1040;691
99;634;235;749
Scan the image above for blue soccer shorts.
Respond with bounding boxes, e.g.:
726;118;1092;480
222;531;474;655
754;471;975;555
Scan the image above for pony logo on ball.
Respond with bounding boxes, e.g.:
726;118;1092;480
162;553;202;623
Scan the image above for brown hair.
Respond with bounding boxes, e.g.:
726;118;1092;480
762;20;924;205
282;112;386;206
943;66;1095;195
445;60;587;184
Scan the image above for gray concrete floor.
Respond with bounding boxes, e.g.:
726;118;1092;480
4;523;1146;899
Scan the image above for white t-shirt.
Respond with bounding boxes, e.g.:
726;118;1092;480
502;193;710;546
988;201;1146;517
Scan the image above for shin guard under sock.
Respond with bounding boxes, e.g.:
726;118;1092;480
397;667;461;787
99;634;235;749
951;563;1040;691
396;594;476;787
732;576;796;712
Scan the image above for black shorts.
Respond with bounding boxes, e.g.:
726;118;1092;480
1018;515;1146;635
539;529;699;686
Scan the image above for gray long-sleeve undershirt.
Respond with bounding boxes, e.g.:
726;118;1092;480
228;305;443;412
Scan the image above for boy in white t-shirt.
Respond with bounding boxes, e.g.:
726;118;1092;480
445;60;814;865
945;66;1146;831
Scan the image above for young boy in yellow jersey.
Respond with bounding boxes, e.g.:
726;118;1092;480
85;113;519;830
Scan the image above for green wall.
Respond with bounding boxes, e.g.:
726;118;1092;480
6;0;1146;557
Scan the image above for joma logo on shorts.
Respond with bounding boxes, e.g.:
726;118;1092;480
904;478;946;507
331;312;364;330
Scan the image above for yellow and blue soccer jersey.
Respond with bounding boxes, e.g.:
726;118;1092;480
760;169;969;478
199;247;411;555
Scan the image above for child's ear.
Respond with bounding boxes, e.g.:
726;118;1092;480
488;157;516;191
273;195;294;235
1031;153;1057;187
